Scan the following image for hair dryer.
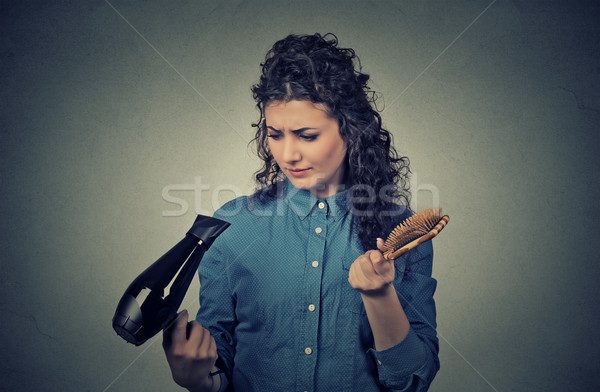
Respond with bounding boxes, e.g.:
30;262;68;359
112;214;230;346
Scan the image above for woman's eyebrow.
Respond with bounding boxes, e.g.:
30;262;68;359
267;126;318;134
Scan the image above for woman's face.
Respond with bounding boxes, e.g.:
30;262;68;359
265;100;347;198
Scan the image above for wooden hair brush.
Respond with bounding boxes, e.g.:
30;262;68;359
383;208;449;260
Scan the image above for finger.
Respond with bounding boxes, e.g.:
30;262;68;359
375;261;395;284
190;323;212;359
363;250;374;259
162;328;171;349
172;309;189;345
348;261;358;287
369;248;385;262
186;320;206;349
376;238;385;252
364;252;392;281
358;255;377;278
196;329;216;360
369;249;387;270
204;334;218;360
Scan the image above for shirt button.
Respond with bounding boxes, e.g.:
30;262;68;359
377;360;382;365
308;304;315;312
315;227;322;234
312;260;319;268
305;347;312;355
318;202;325;209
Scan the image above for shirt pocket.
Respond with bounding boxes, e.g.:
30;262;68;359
341;250;367;315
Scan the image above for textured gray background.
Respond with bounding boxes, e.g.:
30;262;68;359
1;1;599;391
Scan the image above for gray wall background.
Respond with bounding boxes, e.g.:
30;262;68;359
1;1;599;391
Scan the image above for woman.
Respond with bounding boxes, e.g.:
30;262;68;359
163;33;439;392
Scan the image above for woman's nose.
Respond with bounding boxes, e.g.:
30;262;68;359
282;138;301;163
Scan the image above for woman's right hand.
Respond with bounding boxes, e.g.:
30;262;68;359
162;309;219;392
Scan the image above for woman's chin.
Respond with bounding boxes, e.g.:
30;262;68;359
286;178;342;198
286;177;314;191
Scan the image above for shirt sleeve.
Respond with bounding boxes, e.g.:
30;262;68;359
195;237;236;392
367;240;440;391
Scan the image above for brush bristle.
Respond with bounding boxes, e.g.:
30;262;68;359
384;208;445;253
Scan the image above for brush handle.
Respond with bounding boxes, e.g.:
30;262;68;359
383;215;449;260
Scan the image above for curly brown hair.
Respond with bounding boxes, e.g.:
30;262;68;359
250;33;411;251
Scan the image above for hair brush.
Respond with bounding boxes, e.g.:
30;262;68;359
383;208;449;260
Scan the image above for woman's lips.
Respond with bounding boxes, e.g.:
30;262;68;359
287;168;311;177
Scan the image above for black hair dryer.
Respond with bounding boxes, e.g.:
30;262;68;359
112;215;230;346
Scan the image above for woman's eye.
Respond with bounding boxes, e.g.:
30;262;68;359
267;134;281;140
300;134;318;141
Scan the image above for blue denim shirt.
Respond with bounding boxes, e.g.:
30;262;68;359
196;180;439;391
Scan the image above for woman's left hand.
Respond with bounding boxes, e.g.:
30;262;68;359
348;238;395;294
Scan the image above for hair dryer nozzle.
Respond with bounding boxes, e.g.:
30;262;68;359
187;214;230;243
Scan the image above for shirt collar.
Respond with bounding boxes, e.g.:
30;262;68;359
282;179;350;221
